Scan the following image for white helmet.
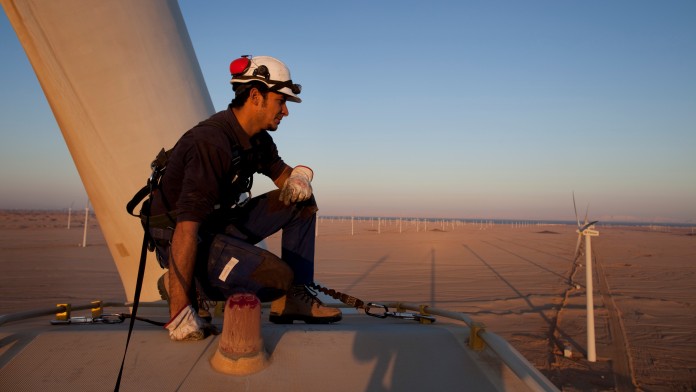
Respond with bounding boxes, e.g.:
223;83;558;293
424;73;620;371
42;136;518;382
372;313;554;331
229;55;302;103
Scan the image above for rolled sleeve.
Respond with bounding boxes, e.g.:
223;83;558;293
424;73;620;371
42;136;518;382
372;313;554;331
176;141;232;222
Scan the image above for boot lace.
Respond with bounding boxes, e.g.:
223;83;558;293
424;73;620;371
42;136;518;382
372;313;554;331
293;284;326;306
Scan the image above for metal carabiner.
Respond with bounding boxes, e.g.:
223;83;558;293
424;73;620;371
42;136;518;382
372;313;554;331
148;162;160;184
234;191;252;208
384;311;436;323
364;303;389;319
384;311;417;320
97;314;125;324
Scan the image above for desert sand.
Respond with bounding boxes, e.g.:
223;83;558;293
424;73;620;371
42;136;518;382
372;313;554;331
0;211;694;391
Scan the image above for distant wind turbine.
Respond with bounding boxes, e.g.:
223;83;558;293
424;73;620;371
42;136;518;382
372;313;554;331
67;201;74;229
82;199;90;248
573;193;599;362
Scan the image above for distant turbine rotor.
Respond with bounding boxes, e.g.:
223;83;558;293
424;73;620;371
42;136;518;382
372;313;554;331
573;192;599;261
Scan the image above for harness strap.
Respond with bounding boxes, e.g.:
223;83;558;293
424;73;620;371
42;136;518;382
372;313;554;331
126;185;149;217
126;148;171;218
114;183;152;392
118;313;166;327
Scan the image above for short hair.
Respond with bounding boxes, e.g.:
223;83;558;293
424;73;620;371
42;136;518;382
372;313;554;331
231;81;269;108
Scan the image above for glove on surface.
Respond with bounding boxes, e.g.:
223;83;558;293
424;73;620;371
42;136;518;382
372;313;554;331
165;304;216;341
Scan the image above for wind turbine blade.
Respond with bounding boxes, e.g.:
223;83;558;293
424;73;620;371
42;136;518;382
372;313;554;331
574;233;582;260
581;220;600;232
583;203;590;226
573;192;580;228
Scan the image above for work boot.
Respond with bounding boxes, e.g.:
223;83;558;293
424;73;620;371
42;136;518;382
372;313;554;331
269;285;342;324
157;271;213;322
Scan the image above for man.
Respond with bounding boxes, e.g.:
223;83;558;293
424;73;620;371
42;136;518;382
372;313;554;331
150;55;341;341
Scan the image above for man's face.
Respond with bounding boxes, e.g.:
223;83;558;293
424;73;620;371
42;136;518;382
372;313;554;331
259;91;289;131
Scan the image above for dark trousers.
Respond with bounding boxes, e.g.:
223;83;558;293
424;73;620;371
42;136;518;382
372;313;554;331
200;189;318;302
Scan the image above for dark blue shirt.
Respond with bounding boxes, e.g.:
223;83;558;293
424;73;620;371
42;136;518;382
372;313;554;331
152;106;287;223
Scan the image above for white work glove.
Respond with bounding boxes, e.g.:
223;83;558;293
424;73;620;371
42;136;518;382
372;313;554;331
280;165;313;206
165;304;215;341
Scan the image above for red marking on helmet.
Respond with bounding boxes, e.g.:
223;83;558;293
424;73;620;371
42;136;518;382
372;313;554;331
230;57;250;76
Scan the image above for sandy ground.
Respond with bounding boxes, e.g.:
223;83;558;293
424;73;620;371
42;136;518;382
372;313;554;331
0;211;694;391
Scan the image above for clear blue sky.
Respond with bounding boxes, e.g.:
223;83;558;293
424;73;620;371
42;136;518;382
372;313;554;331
1;1;694;223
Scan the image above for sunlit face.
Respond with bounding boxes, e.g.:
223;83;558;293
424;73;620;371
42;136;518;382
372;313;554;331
259;91;288;131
